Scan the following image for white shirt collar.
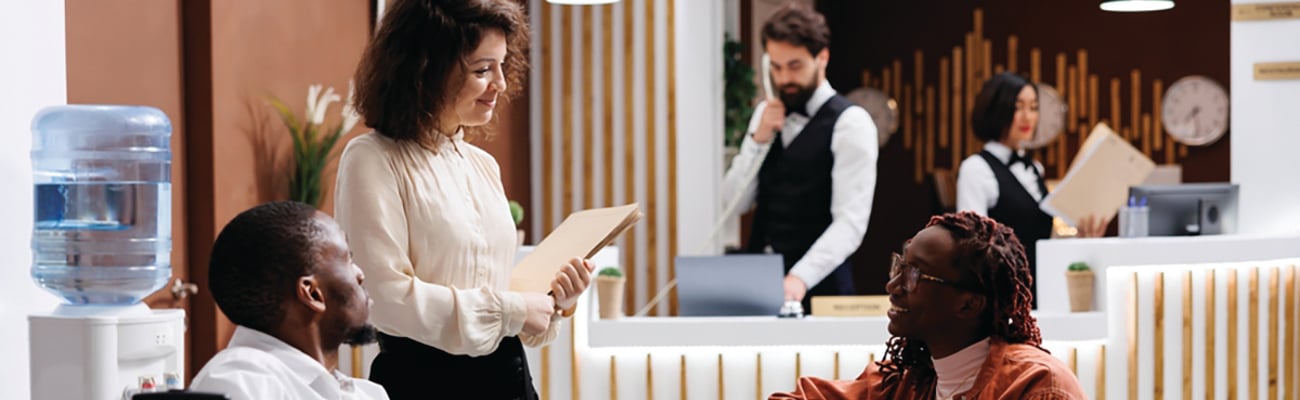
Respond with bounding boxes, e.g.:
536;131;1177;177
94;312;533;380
802;80;836;117
226;326;346;393
932;337;992;370
982;141;1025;165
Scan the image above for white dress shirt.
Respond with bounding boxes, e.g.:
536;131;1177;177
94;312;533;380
190;326;389;400
335;132;560;357
722;80;879;289
956;141;1046;216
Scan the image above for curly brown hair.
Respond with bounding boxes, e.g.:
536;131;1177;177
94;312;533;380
353;0;529;143
760;3;830;56
877;211;1043;394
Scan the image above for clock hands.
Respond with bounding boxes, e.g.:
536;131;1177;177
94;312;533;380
1183;106;1202;138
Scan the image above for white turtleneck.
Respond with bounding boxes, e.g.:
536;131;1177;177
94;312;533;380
931;338;991;400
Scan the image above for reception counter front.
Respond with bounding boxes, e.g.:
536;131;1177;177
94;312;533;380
339;235;1300;399
518;248;1109;399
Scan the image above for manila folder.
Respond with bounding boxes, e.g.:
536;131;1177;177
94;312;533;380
510;203;642;293
1040;123;1154;227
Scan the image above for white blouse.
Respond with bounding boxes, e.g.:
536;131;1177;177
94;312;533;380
334;131;559;357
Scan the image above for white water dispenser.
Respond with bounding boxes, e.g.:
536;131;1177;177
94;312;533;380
27;105;186;400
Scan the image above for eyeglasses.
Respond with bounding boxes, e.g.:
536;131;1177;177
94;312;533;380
889;253;982;292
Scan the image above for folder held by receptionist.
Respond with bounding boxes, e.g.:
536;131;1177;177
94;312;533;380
1040;123;1155;227
510;203;642;293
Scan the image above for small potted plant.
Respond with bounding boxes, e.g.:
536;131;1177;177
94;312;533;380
509;200;525;247
1066;261;1095;312
595;267;625;319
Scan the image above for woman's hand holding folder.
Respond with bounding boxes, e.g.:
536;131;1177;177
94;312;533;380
551;258;594;313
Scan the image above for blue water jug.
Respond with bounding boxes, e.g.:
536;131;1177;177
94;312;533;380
31;105;172;305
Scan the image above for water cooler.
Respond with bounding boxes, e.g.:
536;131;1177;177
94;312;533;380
27;105;187;400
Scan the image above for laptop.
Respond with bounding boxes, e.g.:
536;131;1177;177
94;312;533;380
675;254;785;316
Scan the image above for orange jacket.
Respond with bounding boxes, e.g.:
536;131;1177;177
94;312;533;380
770;340;1086;400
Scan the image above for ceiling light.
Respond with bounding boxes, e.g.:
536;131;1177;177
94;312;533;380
1100;0;1175;12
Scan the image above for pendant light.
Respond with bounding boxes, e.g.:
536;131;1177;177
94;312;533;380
1100;0;1175;12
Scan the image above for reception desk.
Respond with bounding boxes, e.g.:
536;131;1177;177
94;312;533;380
1036;233;1300;400
561;313;1107;399
339;235;1300;399
515;248;1109;399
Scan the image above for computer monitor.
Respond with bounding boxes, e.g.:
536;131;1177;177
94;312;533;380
1129;183;1239;236
675;254;785;317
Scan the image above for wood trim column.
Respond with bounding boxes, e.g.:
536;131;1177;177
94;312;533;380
180;0;219;381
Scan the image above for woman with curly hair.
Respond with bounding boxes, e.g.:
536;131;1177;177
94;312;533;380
771;212;1085;399
335;1;592;399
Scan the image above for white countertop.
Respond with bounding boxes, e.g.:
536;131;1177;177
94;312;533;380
574;235;1300;350
1034;233;1300;313
586;311;1106;348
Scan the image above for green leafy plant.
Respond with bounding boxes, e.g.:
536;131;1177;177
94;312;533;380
597;267;623;278
265;83;361;208
1068;261;1091;272
724;33;757;149
508;200;525;226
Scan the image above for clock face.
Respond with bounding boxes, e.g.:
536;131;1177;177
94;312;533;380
1023;83;1067;149
845;87;899;148
1162;75;1229;146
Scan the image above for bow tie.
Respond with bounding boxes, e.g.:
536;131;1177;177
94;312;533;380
785;107;809;118
1008;152;1034;169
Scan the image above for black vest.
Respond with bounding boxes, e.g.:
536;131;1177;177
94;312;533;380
748;95;852;268
978;150;1053;307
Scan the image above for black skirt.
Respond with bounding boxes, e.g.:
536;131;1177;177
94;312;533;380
369;333;539;400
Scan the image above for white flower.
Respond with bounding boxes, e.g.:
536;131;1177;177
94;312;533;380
341;80;361;133
305;84;323;124
311;86;340;126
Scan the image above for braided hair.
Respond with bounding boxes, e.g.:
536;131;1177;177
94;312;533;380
876;211;1042;394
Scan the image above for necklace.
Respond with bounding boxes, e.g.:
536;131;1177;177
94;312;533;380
936;371;978;400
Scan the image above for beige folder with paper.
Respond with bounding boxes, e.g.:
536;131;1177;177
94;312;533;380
510;203;641;293
1040;123;1155;227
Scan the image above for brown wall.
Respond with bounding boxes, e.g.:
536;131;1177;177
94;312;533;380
69;0;532;377
197;0;373;359
176;0;373;378
811;0;1231;294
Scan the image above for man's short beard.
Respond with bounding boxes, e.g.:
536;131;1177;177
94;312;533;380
342;324;379;346
777;69;820;115
780;84;816;115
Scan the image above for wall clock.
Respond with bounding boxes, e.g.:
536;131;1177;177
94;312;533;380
1022;83;1066;149
1161;75;1229;146
845;87;899;148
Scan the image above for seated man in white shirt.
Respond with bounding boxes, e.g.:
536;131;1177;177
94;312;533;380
191;201;388;400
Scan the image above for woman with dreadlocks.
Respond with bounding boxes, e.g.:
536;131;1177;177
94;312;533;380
771;212;1085;399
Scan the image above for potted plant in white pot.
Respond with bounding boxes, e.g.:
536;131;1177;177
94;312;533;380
1066;261;1095;312
596;267;625;319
